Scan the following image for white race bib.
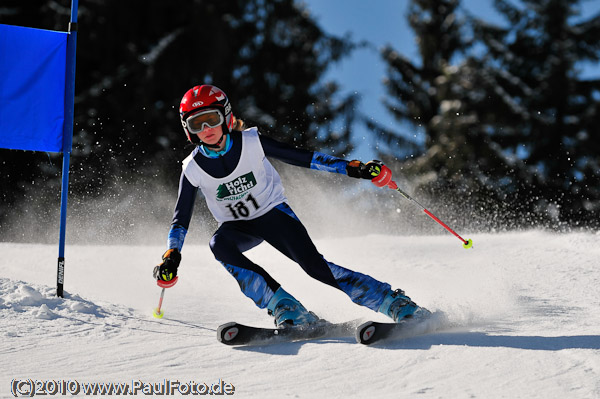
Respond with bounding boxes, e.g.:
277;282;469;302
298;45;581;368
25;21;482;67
182;127;287;223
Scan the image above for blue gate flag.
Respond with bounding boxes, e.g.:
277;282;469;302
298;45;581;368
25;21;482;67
0;24;67;153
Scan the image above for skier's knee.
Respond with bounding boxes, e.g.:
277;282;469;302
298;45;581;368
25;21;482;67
210;233;233;259
303;263;338;288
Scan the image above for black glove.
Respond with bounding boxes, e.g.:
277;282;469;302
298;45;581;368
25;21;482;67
153;248;181;282
346;160;385;179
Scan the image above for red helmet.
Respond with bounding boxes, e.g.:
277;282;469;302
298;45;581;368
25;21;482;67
179;85;234;144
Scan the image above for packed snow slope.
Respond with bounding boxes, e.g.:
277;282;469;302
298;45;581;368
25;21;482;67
2;230;599;398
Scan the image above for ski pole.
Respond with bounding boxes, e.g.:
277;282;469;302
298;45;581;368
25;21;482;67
392;183;473;248
153;288;166;319
153;276;179;319
371;165;473;249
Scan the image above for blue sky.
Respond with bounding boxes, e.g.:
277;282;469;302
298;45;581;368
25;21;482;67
300;0;600;160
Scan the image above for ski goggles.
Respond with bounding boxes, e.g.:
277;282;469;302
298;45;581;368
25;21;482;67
185;109;224;134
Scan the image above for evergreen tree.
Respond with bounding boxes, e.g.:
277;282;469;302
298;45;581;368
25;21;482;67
370;0;491;204
471;0;600;224
375;0;600;228
371;0;467;164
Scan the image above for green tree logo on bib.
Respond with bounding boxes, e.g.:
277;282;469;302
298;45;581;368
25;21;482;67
216;172;257;201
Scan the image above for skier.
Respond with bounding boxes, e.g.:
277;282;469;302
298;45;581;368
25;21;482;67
153;84;429;327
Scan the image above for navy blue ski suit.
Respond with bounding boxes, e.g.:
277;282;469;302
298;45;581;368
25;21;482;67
167;129;391;310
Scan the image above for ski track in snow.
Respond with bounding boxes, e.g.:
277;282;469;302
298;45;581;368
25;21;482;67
1;231;600;398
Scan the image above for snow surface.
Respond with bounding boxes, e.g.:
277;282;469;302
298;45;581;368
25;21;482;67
2;231;600;398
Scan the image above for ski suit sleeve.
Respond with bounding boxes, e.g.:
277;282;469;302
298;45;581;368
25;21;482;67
167;172;198;251
259;134;349;175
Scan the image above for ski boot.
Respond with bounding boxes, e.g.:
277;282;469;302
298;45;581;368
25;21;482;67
378;289;431;322
267;287;320;327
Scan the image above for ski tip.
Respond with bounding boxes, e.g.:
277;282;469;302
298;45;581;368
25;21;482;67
217;322;240;345
152;308;164;319
355;321;377;345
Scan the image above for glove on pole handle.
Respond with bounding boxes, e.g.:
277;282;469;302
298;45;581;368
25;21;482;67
153;276;179;318
382;179;473;249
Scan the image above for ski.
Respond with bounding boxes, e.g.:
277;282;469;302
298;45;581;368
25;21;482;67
217;319;359;346
355;312;445;345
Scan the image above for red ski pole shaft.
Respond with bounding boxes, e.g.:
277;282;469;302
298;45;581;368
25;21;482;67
156;288;165;313
153;287;166;319
389;182;473;249
423;208;467;244
152;276;178;319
